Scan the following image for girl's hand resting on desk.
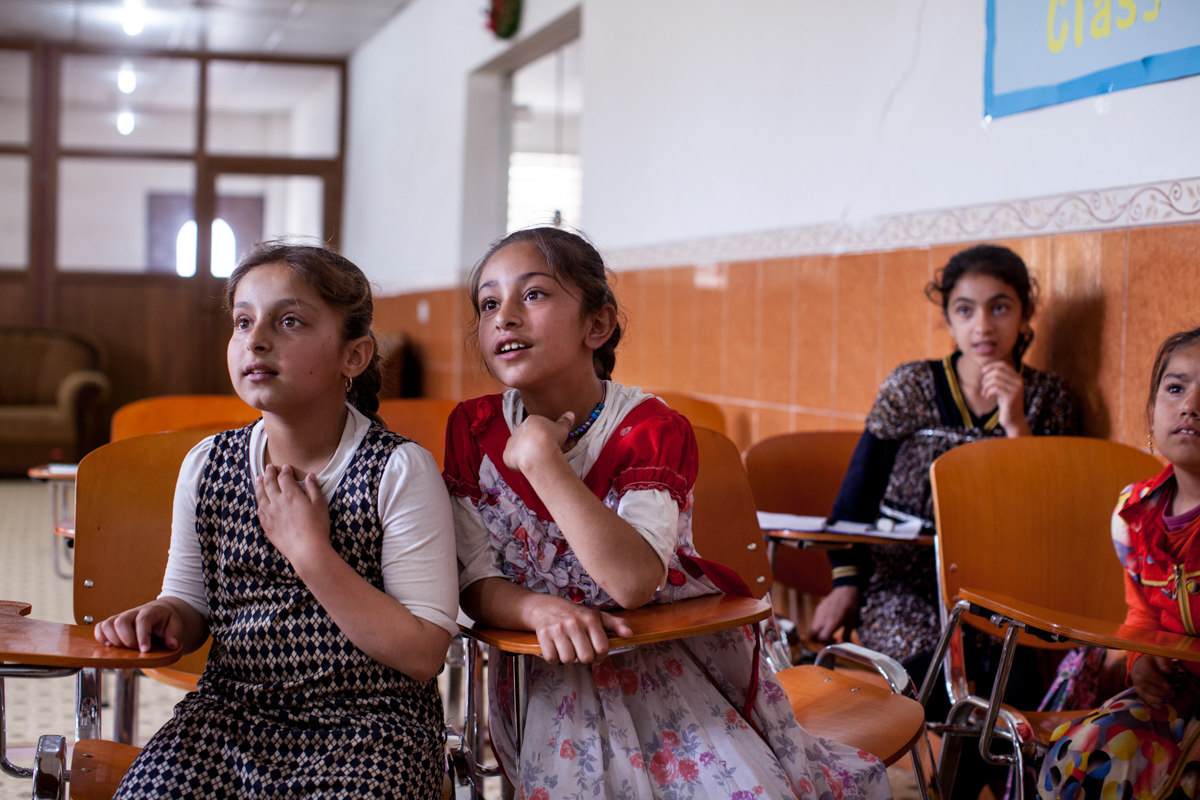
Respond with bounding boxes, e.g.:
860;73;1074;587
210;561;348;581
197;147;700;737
504;412;575;474
254;464;333;571
530;594;633;664
810;586;860;643
1131;655;1196;708
95;599;185;653
980;361;1031;437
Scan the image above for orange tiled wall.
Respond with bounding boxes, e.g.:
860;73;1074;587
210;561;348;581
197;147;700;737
375;223;1200;452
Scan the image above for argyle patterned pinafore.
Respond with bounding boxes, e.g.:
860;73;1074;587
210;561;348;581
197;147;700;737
114;423;445;800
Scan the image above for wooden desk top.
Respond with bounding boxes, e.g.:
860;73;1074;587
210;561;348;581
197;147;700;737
461;595;771;656
960;588;1200;663
27;464;77;481
0;601;181;669
765;529;936;547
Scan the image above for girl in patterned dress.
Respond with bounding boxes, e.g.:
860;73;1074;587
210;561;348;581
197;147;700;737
807;244;1081;798
1039;327;1200;800
94;242;459;799
444;227;892;800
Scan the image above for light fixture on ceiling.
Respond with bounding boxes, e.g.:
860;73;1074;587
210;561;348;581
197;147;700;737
117;63;136;94
117;111;135;135
122;0;145;36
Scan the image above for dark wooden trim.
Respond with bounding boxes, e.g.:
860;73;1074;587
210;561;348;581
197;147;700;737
0;38;344;67
54;271;197;286
29;43;58;325
58;148;196;160
0;144;30;155
204;156;339;175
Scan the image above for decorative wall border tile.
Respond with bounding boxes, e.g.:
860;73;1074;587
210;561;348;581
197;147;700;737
603;176;1200;270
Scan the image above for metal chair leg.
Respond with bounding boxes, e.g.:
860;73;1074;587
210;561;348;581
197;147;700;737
77;667;102;742
32;735;66;800
114;669;138;745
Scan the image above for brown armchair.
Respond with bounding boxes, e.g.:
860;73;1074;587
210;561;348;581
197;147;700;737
0;327;110;474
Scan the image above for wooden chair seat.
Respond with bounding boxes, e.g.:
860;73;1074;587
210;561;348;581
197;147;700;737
70;740;140;800
55;517;75;538
776;664;926;766
462;595;771;654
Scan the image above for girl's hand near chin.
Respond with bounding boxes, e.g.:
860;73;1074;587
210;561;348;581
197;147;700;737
503;412;575;474
980;361;1031;437
254;465;334;572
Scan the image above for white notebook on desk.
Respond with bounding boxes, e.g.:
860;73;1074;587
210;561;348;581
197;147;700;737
755;511;923;541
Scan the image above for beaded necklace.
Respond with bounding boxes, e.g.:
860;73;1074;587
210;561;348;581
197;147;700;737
567;397;605;440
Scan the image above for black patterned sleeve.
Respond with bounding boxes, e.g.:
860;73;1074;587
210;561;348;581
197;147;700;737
1027;370;1082;437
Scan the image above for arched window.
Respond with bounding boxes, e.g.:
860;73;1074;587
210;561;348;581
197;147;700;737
175;218;236;277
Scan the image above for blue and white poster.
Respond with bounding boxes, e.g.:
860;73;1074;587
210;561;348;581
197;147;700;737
985;0;1200;117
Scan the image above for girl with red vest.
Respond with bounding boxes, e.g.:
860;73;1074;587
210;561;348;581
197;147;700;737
1039;327;1200;799
444;227;891;799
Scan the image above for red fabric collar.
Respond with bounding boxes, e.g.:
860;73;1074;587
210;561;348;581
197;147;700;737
1118;463;1175;527
468;393;673;523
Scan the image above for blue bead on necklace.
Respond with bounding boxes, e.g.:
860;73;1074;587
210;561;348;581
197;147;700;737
566;399;605;440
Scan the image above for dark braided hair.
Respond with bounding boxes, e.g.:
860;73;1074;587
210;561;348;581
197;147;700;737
925;243;1039;364
1146;326;1200;427
468;227;623;380
224;240;384;424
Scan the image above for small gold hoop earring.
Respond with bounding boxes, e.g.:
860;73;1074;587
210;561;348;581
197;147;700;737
1148;433;1155;454
345;375;353;394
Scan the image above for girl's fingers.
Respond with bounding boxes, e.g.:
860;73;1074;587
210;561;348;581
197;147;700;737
600;612;634;639
112;613;138;649
570;627;597;663
303;473;322;503
536;630;561;664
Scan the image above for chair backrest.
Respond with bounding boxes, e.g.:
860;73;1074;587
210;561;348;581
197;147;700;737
743;430;861;597
931;436;1162;644
375;398;459;467
74;429;218;675
648;390;727;436
111;395;260;441
743;430;862;517
691;426;774;598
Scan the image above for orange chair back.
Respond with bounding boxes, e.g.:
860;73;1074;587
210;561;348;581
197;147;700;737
375;399;459;467
648;390;726;436
742;430;862;597
111;395;259;441
744;430;862;517
931;436;1161;645
691;426;773;598
74;429;217;675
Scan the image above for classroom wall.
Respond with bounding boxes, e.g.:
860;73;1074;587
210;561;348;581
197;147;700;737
374;220;1200;454
344;0;1200;293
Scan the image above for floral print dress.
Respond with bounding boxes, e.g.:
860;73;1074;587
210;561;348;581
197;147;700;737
445;384;892;800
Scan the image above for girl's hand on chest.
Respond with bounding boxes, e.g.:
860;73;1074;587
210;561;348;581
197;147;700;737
504;411;575;474
254;464;333;571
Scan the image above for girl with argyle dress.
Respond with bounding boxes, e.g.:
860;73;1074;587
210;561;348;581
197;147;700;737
445;227;892;800
94;242;458;799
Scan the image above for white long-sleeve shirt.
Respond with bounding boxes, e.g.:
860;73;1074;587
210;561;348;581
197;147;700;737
159;404;459;636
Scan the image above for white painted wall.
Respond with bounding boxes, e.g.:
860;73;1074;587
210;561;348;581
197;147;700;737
342;0;578;294
342;0;1200;292
582;0;1200;251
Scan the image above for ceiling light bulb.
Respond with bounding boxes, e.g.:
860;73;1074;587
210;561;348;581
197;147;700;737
117;65;136;94
117;111;135;135
122;0;145;35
